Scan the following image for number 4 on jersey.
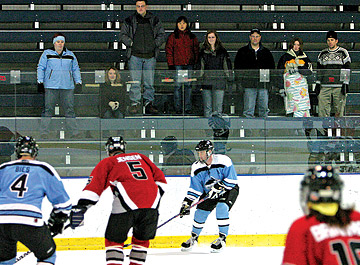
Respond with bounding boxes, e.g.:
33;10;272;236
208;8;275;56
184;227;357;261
10;174;29;198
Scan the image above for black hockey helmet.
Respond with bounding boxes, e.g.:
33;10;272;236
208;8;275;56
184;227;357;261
195;140;214;163
161;136;178;155
105;136;126;156
15;136;39;159
300;165;343;216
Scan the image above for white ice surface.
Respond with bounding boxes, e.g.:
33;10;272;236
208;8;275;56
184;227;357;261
16;246;285;265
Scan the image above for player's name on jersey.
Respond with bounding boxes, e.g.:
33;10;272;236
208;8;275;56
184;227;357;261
310;220;360;242
116;154;142;163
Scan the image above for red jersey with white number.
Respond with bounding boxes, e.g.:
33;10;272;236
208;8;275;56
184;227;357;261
282;210;360;265
80;152;166;213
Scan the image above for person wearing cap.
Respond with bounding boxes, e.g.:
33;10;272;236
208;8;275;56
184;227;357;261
234;29;275;118
37;32;82;139
315;30;351;119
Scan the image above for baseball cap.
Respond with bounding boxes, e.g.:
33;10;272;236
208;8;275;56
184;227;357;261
250;28;261;35
326;30;337;40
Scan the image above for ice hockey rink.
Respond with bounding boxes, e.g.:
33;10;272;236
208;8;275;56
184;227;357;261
14;173;360;265
16;247;285;264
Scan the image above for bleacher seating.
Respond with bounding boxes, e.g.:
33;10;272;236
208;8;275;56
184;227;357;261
0;0;358;68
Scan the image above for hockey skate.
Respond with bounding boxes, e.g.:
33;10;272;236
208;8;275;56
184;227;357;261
210;233;226;253
181;232;198;252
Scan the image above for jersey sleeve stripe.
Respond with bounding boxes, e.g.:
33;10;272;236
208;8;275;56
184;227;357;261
155;181;166;192
52;200;72;212
81;190;100;204
222;178;238;188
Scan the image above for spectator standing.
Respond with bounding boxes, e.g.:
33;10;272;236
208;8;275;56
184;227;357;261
165;16;199;114
100;67;126;119
199;30;232;117
37;32;82;139
234;29;275;117
315;30;351;118
120;0;166;115
277;37;313;117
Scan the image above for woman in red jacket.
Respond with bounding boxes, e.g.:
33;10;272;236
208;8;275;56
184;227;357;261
165;16;199;114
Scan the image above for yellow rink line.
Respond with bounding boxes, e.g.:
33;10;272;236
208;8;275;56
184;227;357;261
18;234;286;251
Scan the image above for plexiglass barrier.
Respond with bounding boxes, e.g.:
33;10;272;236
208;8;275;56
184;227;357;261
0;69;359;176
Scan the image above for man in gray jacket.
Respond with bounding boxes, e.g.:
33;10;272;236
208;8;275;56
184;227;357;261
120;1;166;115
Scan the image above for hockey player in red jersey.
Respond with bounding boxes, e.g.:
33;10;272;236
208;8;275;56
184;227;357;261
70;136;167;265
282;165;360;265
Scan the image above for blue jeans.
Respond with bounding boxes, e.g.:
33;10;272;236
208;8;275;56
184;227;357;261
174;65;193;112
202;89;224;117
128;55;156;105
243;88;269;117
40;88;78;135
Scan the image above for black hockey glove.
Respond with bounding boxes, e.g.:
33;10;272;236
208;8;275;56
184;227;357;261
70;205;88;229
341;83;349;96
74;83;82;94
37;83;45;94
48;209;69;236
207;182;226;200
179;198;192;218
315;83;321;96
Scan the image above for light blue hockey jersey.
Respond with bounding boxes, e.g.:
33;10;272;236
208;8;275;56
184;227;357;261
186;154;238;201
0;159;71;226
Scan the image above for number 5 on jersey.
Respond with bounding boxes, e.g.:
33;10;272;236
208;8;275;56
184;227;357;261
126;161;148;180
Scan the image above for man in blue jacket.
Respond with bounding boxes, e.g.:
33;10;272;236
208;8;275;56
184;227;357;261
37;33;82;139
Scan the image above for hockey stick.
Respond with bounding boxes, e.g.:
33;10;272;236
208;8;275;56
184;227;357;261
123;195;211;248
15;223;71;264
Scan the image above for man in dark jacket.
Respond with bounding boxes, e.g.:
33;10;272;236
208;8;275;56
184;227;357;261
234;29;275;118
120;1;166;115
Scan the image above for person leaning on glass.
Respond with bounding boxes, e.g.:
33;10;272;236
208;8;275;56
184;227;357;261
277;37;313;117
165;16;199;115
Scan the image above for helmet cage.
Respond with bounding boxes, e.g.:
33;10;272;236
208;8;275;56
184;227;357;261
195;140;214;163
15;136;39;159
105;136;126;156
300;165;343;215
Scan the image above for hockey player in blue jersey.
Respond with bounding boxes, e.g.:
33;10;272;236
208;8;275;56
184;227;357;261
0;136;72;265
179;140;239;252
